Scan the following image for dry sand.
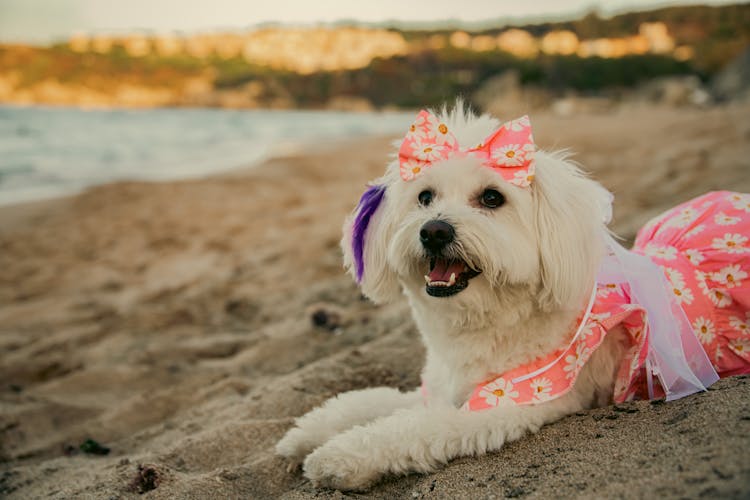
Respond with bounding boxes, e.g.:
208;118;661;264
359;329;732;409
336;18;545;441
1;104;750;499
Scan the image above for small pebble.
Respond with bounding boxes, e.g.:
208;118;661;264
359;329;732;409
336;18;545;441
506;487;525;498
80;438;110;455
308;303;345;331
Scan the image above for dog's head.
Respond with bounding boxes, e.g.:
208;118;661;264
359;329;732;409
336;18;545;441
342;104;612;318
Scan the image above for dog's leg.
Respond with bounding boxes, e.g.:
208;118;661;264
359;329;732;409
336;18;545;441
276;387;420;464
302;395;582;491
301;330;626;490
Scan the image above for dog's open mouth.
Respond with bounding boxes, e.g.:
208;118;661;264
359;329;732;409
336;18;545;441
424;257;481;297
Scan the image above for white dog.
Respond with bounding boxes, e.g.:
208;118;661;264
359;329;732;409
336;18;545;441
276;103;739;490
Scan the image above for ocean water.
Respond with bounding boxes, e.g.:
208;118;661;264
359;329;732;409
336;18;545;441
0;106;413;206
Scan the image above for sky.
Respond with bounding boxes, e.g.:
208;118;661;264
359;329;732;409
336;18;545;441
0;0;739;44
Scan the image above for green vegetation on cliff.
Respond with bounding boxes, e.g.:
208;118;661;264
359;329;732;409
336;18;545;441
0;3;747;109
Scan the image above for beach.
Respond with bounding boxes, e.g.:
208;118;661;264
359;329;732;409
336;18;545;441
1;103;750;498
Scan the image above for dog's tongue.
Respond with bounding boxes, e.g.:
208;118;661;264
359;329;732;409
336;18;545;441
429;259;464;282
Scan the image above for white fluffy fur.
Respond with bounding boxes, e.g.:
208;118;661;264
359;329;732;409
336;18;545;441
277;103;628;490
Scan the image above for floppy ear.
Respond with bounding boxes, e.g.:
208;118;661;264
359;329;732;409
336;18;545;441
341;184;401;304
532;152;612;311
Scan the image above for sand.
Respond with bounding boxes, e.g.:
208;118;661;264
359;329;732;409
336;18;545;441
1;104;750;499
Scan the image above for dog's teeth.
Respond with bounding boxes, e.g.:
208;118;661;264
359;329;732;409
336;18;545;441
424;275;431;284
448;272;456;286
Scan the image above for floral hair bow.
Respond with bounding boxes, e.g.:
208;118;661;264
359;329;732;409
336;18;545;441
398;110;536;188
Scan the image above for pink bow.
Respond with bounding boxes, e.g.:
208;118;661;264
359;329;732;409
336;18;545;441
398;110;536;188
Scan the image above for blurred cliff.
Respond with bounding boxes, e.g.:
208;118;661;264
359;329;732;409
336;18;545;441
0;3;748;111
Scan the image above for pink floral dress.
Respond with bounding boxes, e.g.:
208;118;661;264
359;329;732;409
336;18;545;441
634;191;750;377
463;191;749;411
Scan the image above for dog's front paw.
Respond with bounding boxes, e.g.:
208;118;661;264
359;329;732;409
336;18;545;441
275;426;321;463
302;437;381;491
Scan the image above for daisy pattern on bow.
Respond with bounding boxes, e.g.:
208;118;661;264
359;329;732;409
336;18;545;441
684;249;704;266
711;264;747;288
415;111;438;131
664;268;694;305
509;169;534;188
643;243;678;261
400;158;426;181
410;139;447;162
506;115;531;132
530;377;553;401
715;212;740;226
478;378;519;407
712;233;748;254
430;121;455;146
492;144;526;167
563;343;590;379
692;317;715;344
405;121;429;142
729;315;749;335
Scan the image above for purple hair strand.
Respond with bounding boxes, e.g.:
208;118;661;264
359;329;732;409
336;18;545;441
352;184;386;283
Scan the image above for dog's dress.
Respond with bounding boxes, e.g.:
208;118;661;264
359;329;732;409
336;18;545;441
464;191;749;410
635;191;750;377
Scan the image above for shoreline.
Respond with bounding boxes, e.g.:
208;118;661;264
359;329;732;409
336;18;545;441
0;106;414;208
0;133;400;209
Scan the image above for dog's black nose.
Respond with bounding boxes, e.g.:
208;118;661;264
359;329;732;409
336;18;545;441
420;220;455;253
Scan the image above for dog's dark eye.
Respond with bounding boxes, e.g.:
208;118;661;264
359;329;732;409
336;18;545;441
480;189;505;209
418;190;433;207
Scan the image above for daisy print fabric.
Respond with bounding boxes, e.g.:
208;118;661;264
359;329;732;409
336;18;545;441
398;110;536;187
463;283;649;410
477;378;519;407
633;191;750;378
